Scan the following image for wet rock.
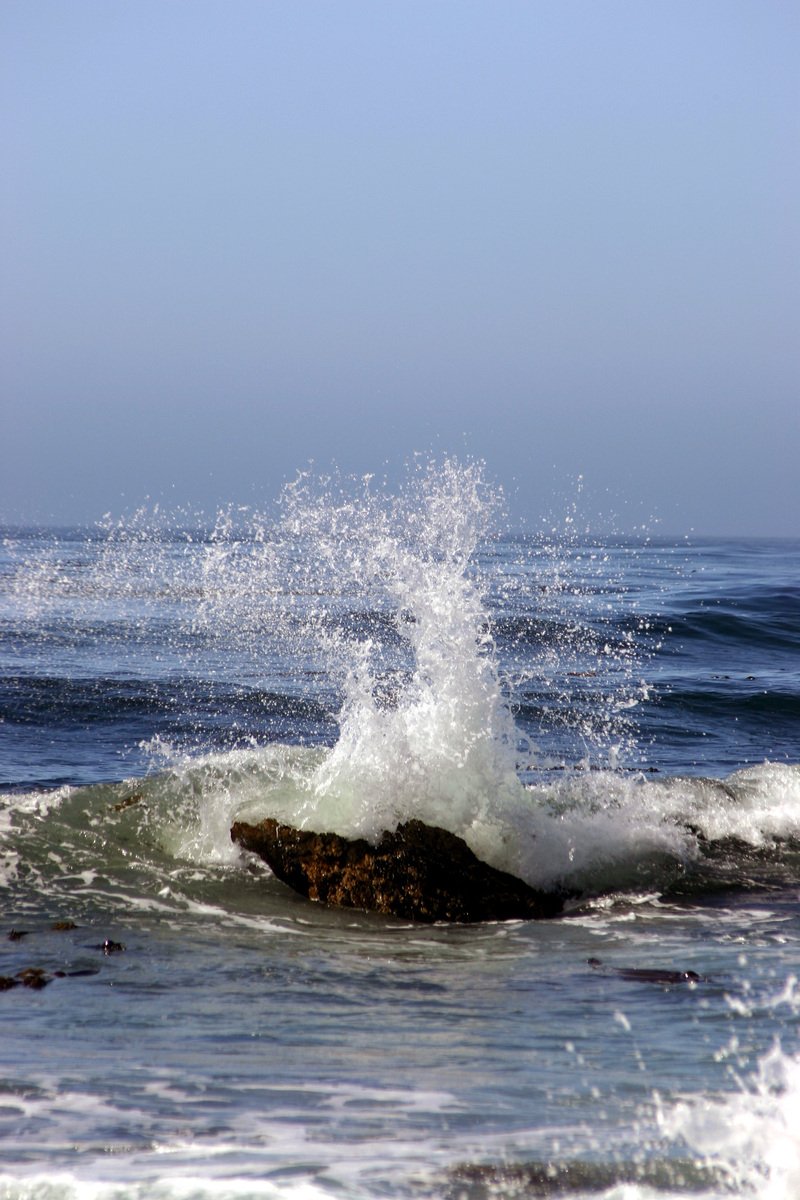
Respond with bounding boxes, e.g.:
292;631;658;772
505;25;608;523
99;939;126;954
0;968;52;991
85;939;126;954
51;920;78;931
15;967;50;990
231;817;565;923
7;929;30;941
588;957;704;984
448;1157;722;1196
112;792;143;813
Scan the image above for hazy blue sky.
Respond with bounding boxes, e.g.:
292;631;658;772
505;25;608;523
2;1;798;534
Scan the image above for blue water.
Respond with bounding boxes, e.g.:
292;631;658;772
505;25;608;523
1;468;799;1199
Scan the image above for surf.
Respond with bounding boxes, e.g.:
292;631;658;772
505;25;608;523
3;459;799;912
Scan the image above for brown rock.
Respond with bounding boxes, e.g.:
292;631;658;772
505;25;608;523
231;817;564;923
15;968;50;989
112;793;143;813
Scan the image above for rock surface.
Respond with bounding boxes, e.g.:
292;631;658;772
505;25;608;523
447;1158;722;1197
0;967;51;991
230;817;565;923
588;957;704;984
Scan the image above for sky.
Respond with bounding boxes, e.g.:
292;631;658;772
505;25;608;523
2;1;798;535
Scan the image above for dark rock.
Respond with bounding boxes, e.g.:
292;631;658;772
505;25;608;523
231;817;565;923
51;920;78;931
15;967;50;990
588;957;704;984
100;939;125;954
2;969;52;991
447;1157;722;1196
86;939;126;954
7;929;30;941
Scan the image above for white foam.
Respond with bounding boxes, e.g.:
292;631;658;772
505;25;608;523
0;787;74;822
143;742;800;897
658;1041;800;1199
0;1174;336;1199
501;762;800;892
0;1075;465;1200
175;463;798;894
9;462;797;904
278;459;525;842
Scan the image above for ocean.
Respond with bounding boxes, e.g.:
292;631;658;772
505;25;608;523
1;460;798;1200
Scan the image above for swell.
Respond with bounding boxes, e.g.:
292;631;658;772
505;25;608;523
0;675;333;725
673;604;800;652
654;686;800;722
0;677;337;791
4;758;799;917
492;596;800;659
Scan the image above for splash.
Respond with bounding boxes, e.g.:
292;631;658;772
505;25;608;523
278;459;525;842
5;462;800;898
145;459;528;870
659;1038;800;1199
169;457;780;891
3;458;685;882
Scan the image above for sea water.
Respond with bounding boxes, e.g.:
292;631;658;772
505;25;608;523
0;460;798;1199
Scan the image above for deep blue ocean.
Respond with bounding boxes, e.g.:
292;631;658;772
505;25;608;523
1;463;798;1199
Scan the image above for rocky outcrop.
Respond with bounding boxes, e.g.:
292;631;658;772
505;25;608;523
1;923;116;997
230;817;565;923
0;967;51;990
447;1158;722;1197
588;957;704;984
